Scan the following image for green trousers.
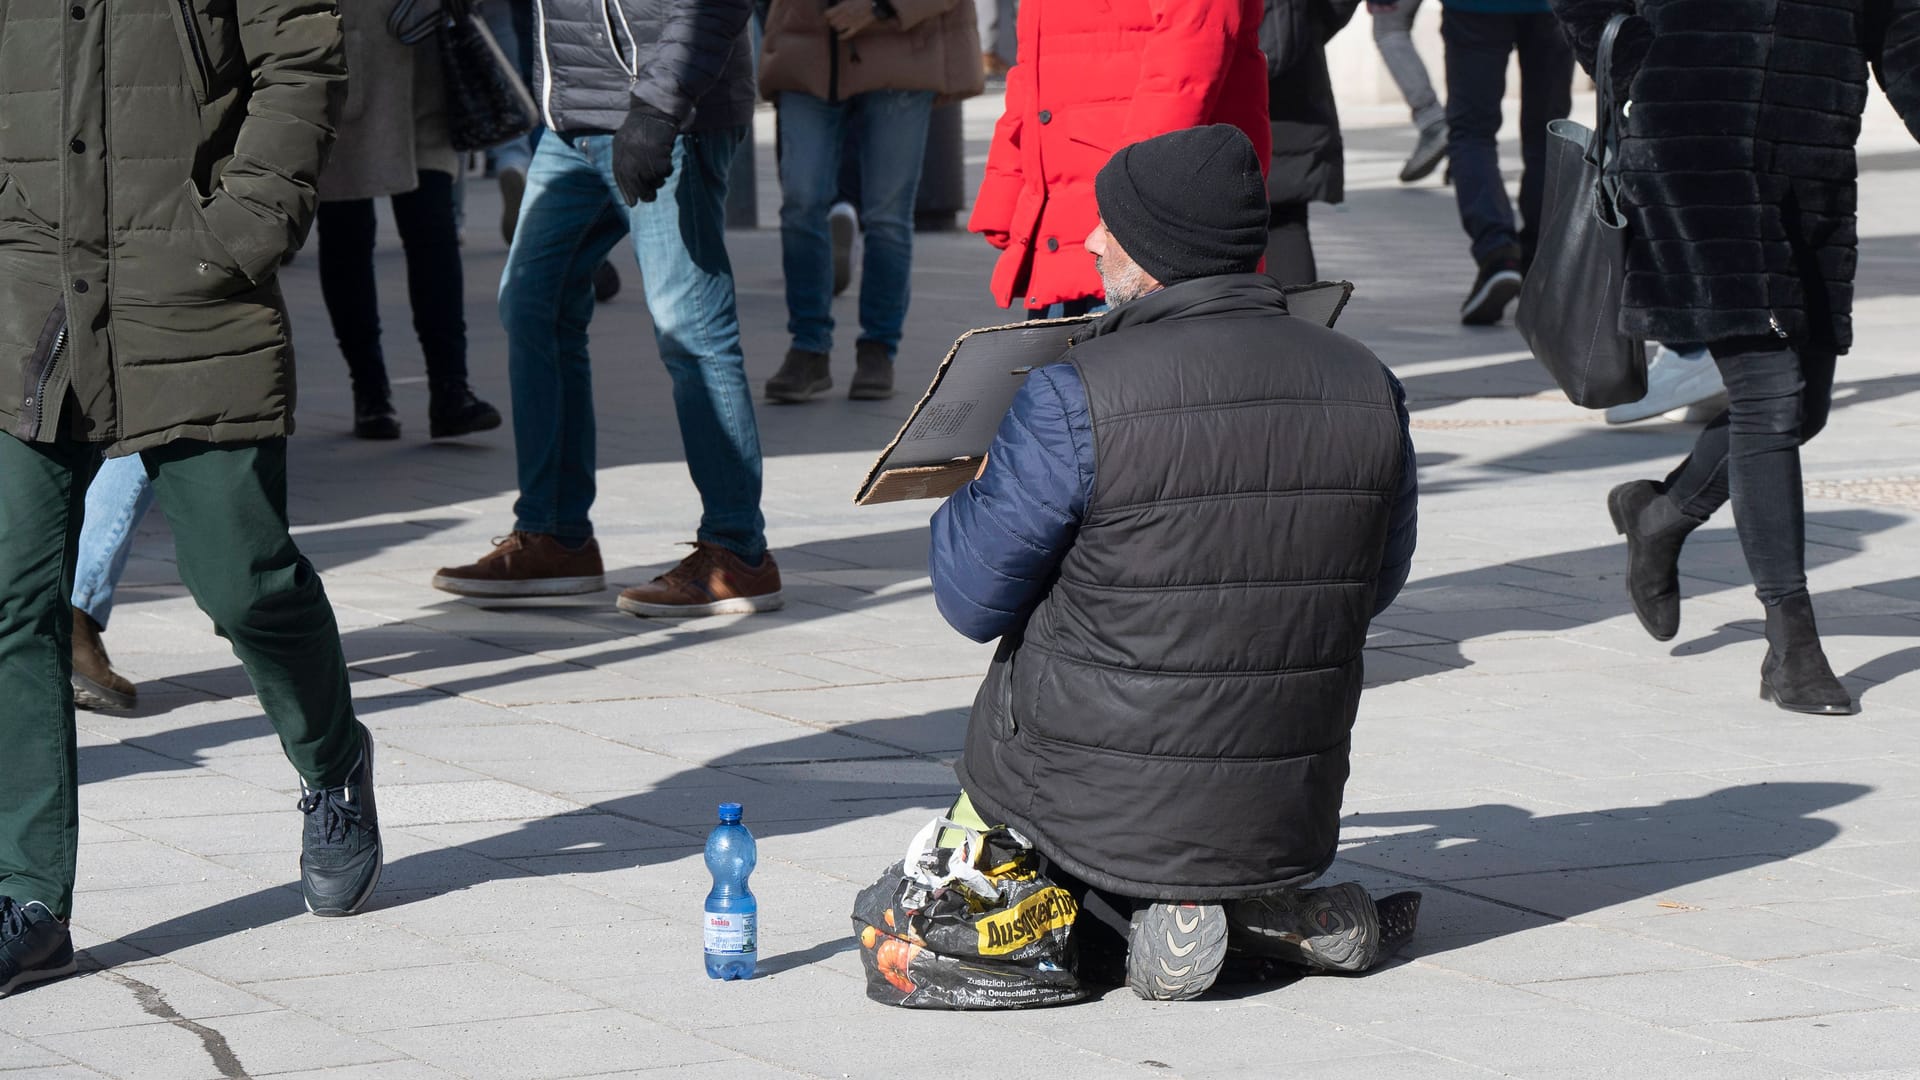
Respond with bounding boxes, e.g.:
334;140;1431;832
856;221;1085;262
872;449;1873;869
0;432;360;920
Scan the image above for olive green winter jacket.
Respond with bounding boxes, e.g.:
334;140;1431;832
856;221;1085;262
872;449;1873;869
0;0;345;453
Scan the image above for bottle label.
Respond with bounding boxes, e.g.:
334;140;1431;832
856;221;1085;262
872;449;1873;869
704;910;756;955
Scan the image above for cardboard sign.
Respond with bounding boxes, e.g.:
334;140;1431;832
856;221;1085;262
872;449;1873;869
854;280;1356;505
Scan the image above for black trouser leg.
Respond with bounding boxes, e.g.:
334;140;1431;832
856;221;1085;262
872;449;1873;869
1662;339;1837;603
1514;12;1574;267
390;170;470;386
316;199;388;395
1266;202;1317;286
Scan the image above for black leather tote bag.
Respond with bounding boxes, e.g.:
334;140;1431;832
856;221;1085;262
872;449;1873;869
389;0;539;152
1514;14;1647;409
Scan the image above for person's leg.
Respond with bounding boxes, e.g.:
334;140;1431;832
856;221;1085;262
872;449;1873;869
1514;13;1575;267
71;456;157;630
1442;11;1519;263
1265;202;1317;286
145;439;360;784
608;128;769;561
1708;342;1822;603
315;199;389;396
389;171;469;386
1374;0;1445;132
0;433;93;922
850;89;936;357
775;92;847;358
502;136;632;543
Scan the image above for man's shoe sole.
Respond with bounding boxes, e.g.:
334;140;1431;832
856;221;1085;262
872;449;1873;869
73;672;136;712
0;956;78;997
1460;271;1523;326
431;574;606;597
848;382;894;401
1127;902;1228;1001
1231;882;1381;973
766;378;833;404
429;412;504;440
616;591;785;618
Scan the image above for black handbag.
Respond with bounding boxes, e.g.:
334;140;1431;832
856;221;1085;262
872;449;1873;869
390;0;540;152
1514;14;1647;409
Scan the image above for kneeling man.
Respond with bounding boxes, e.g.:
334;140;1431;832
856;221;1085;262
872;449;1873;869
931;125;1419;1000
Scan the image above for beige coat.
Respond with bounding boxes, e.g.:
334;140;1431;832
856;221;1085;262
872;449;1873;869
759;0;985;105
319;0;457;202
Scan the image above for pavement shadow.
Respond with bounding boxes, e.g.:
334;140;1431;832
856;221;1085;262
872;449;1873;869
1366;509;1905;687
1337;781;1872;957
83;713;963;971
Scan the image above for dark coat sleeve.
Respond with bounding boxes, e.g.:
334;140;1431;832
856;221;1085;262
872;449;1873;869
929;364;1096;644
1871;0;1920;141
1372;368;1418;617
631;0;753;122
1547;0;1653;102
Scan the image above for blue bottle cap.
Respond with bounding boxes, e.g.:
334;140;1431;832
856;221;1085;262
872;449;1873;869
718;802;743;824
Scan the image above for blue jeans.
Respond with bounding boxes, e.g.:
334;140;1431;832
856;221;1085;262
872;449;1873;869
501;128;766;559
1441;9;1572;265
777;90;935;356
71;455;156;628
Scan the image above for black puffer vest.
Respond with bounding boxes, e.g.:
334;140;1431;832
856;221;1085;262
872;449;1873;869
533;0;754;134
956;276;1406;900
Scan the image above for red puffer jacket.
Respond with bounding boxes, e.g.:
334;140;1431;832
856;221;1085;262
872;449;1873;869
967;0;1272;310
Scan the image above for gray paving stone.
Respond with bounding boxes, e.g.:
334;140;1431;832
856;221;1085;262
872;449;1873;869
32;1008;395;1079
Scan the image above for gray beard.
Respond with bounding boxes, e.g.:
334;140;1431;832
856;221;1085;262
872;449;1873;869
1097;258;1157;308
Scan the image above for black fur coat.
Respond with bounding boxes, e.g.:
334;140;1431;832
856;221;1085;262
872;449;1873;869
1550;0;1920;351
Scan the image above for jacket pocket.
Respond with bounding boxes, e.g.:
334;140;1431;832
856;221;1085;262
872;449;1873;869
0;172;57;235
171;0;214;104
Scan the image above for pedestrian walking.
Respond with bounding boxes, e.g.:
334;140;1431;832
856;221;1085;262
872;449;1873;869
431;0;785;618
317;0;502;441
0;0;385;999
1442;0;1573;325
1554;0;1920;715
758;0;985;404
1262;0;1363;285
1370;0;1450;183
968;0;1272;318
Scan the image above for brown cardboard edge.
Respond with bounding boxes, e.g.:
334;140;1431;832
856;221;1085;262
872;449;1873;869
853;315;1093;506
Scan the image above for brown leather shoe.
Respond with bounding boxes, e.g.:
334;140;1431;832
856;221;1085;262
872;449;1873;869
616;543;783;617
71;607;137;711
432;532;606;597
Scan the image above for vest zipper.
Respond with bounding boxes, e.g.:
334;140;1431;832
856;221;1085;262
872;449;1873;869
532;0;559;131
827;12;840;103
177;0;213;102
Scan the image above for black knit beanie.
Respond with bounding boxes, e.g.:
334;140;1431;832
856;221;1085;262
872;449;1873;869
1093;125;1269;285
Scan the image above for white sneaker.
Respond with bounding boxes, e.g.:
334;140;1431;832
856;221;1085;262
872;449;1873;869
1605;346;1724;425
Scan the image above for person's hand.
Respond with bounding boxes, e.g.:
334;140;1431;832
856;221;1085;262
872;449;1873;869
974;453;990;480
612;103;679;206
826;2;880;38
980;229;1010;250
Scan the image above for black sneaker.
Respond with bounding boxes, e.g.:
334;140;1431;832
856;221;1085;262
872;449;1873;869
593;260;622;303
849;340;894;401
1126;901;1228;1001
1461;249;1524;326
0;897;76;997
428;383;503;440
299;722;382;917
1226;881;1381;973
352;384;402;441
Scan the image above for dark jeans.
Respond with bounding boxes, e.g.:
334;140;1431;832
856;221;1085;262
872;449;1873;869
0;432;360;919
1267;202;1317;285
1442;9;1572;265
317;170;468;393
1663;339;1837;604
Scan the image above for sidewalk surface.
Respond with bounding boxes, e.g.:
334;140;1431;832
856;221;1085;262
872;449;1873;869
7;93;1920;1080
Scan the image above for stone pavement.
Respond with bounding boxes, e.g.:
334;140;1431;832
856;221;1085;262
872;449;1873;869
7;92;1920;1080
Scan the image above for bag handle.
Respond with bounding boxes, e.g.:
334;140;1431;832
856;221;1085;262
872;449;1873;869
902;817;1004;902
1591;13;1631;218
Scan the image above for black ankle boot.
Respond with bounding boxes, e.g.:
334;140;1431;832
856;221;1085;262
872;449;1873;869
428;382;503;439
352;383;401;440
1607;480;1705;641
1760;592;1855;716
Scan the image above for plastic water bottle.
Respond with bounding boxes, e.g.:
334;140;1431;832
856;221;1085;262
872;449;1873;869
703;802;757;980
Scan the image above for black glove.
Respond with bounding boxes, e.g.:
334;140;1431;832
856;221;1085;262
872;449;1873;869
613;103;679;206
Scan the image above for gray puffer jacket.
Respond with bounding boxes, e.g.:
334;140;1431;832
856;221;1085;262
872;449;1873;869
533;0;754;133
